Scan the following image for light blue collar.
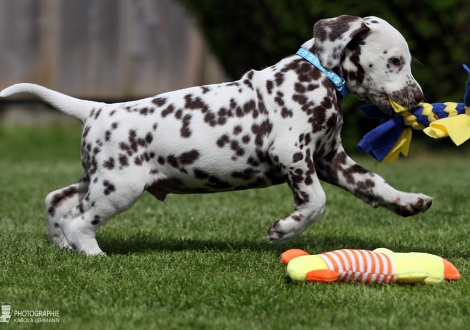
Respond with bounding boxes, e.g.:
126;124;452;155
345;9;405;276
296;48;350;97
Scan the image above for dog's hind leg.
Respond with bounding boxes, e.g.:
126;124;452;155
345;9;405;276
45;173;90;249
58;174;145;255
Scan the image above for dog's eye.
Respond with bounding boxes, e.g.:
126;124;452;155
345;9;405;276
389;57;401;67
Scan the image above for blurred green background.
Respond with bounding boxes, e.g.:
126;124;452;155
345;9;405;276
178;0;470;151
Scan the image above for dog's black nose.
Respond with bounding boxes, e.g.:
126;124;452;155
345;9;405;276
414;91;424;104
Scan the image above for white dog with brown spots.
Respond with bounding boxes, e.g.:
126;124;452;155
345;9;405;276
1;15;431;255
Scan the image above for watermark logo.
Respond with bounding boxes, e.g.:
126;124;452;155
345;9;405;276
0;302;59;324
0;303;11;324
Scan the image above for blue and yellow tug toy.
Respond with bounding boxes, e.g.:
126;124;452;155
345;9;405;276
357;65;470;163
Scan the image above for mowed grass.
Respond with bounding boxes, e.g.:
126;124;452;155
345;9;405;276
0;126;470;330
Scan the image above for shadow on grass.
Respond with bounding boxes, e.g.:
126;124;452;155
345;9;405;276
98;235;288;255
91;233;468;258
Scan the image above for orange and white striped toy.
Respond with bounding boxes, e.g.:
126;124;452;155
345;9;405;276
281;248;460;285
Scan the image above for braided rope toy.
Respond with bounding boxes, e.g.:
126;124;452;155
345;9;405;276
357;65;470;163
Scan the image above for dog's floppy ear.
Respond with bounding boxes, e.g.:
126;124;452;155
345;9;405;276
312;15;370;69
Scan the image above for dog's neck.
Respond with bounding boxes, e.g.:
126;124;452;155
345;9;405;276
300;38;315;52
340;46;367;99
299;38;353;97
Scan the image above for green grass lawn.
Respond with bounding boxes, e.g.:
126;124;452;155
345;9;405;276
1;126;470;329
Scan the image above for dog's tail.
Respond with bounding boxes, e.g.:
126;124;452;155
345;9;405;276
0;83;104;123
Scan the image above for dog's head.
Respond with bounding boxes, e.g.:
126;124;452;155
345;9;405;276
306;15;423;115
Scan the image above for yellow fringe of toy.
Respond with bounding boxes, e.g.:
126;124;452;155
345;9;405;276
381;99;470;164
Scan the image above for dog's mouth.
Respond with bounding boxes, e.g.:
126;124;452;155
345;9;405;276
362;92;394;115
364;92;420;116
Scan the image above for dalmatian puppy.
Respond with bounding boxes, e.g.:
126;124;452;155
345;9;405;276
1;15;432;256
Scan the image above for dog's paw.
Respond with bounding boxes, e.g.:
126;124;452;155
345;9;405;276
267;220;285;242
50;235;72;250
392;193;433;217
267;219;301;243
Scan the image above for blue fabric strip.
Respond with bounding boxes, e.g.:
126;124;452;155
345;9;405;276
357;116;405;162
296;48;350;97
464;64;470;106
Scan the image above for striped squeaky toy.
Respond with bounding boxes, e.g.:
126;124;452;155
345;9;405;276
281;248;460;285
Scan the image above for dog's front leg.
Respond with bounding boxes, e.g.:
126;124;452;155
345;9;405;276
316;146;432;216
267;146;326;242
